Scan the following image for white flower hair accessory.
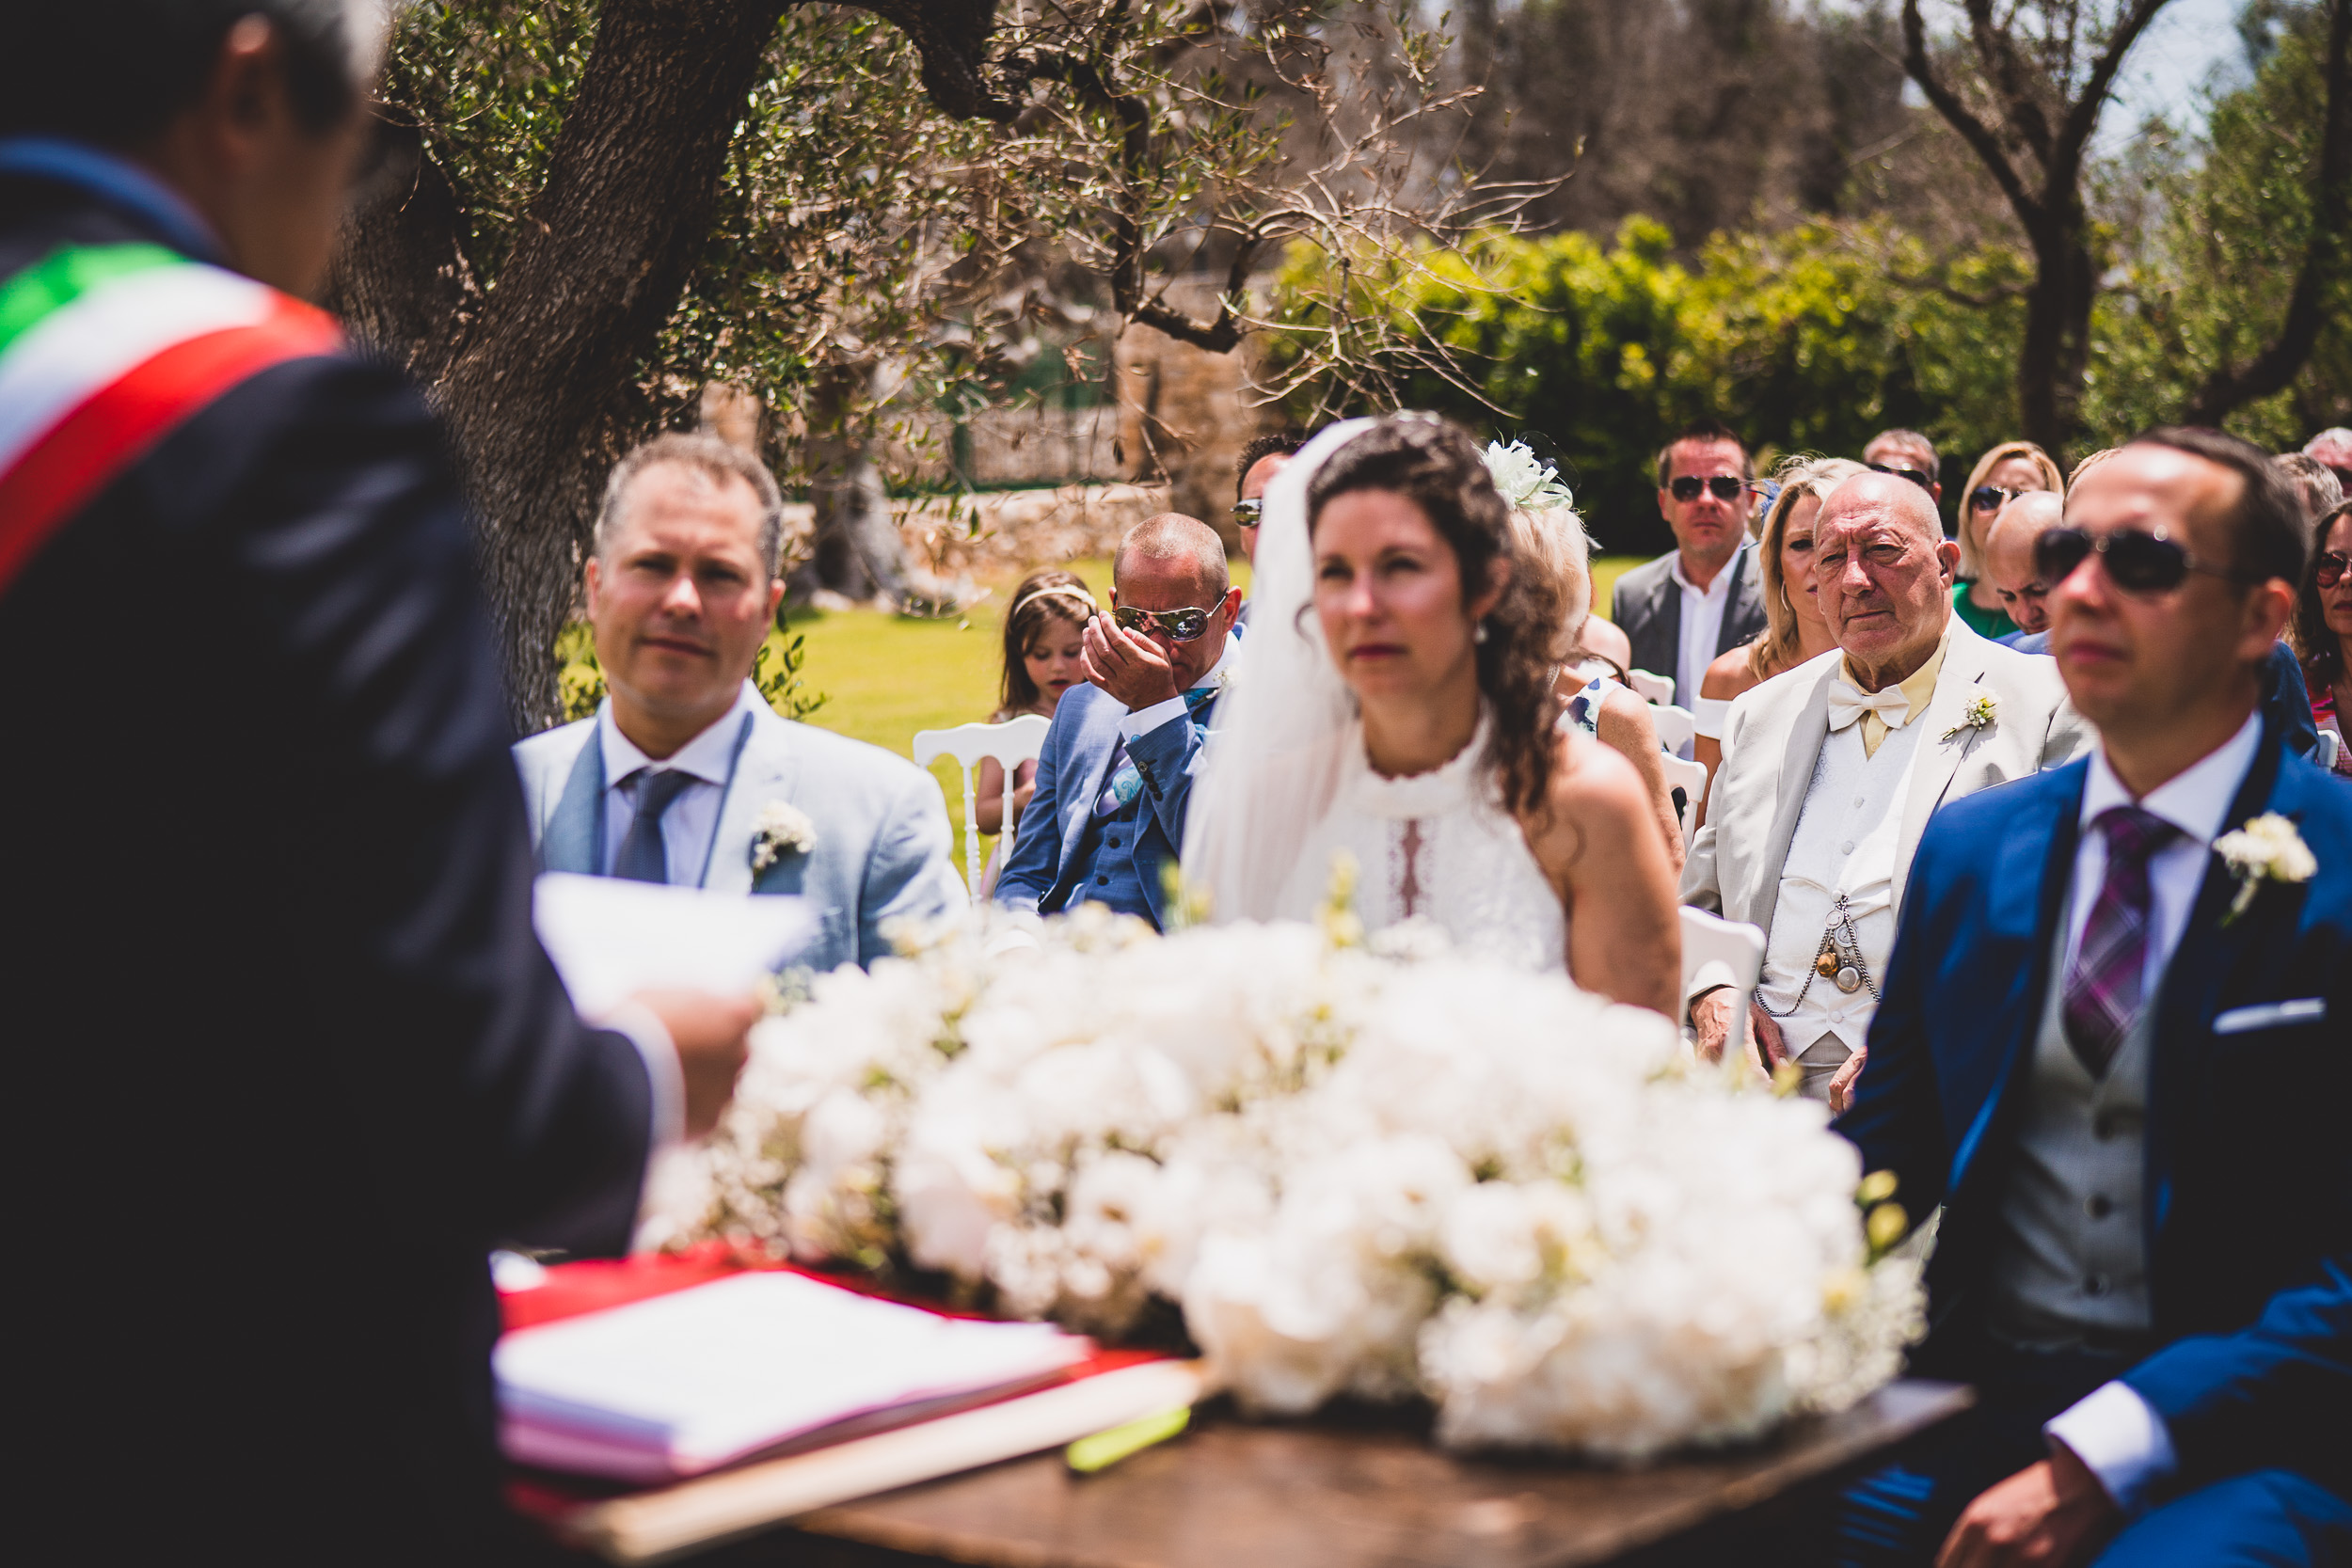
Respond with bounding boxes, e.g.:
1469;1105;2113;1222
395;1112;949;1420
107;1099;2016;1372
751;800;818;876
1941;693;1997;743
2214;812;2315;925
1483;439;1576;514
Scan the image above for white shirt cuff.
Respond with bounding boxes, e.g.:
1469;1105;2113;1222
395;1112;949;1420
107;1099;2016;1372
2045;1380;2179;1518
601;999;686;1151
1120;694;1190;741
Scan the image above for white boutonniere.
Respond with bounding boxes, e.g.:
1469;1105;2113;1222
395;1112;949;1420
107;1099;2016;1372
750;800;818;877
2214;812;2315;925
1941;693;1997;743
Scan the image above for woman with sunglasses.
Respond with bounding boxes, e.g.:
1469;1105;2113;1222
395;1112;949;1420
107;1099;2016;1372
1954;440;2065;640
1185;416;1682;1018
2292;499;2352;775
1690;455;1859;828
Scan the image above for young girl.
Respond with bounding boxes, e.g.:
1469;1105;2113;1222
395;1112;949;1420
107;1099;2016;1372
977;569;1095;839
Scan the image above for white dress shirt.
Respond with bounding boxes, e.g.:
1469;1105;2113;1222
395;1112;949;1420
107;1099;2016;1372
2042;706;2263;1515
596;680;764;884
1118;631;1242;740
1669;547;1739;707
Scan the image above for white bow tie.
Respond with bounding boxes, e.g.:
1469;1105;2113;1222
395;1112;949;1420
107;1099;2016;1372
1826;681;1913;733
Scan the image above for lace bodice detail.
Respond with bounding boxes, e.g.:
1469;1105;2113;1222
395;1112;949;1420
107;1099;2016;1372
1277;713;1569;973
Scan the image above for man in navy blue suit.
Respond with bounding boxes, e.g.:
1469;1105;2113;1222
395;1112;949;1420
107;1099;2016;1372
1834;429;2352;1567
993;513;1240;929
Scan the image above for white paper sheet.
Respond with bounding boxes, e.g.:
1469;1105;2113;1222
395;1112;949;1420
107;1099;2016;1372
496;1272;1089;1478
532;872;818;1017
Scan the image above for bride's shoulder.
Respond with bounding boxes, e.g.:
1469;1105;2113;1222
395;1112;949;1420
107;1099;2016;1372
1523;723;1653;849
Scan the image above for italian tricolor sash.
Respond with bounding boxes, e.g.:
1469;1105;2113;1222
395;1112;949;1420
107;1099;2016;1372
0;244;342;596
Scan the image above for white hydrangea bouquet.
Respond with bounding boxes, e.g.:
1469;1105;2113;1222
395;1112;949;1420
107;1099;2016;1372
641;902;1926;1460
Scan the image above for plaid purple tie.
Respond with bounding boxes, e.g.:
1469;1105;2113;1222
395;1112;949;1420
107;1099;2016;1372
2060;805;2178;1078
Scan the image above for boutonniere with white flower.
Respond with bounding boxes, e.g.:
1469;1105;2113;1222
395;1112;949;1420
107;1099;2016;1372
750;800;818;877
2214;812;2315;925
1941;693;1997;743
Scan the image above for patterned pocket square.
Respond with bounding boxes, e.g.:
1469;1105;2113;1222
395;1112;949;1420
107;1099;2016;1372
2213;997;2328;1035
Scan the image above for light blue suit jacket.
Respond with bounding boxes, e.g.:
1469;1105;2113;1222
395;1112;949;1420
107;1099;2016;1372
512;694;962;973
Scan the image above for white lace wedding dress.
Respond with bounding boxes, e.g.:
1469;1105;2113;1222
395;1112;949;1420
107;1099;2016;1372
1274;711;1569;974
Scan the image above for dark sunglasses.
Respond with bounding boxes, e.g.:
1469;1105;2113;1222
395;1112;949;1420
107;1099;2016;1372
2034;526;2263;595
1113;603;1219;641
1969;484;2026;514
1232;499;1263;528
1868;462;1934;492
2316;550;2349;588
1670;475;1746;502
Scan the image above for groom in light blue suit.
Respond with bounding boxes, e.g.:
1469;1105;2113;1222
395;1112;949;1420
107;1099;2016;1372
514;434;960;972
994;514;1241;929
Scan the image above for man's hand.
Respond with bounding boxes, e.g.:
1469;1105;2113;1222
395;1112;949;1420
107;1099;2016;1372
1690;990;1783;1074
629;989;758;1139
1937;1448;2121;1568
1826;1043;1868;1116
1082;612;1183;710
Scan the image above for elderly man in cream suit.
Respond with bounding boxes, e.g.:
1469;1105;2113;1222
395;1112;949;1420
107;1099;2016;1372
515;434;961;974
1682;471;2089;1109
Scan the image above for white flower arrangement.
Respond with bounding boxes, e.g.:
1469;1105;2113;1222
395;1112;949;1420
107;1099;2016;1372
749;800;818;877
2214;812;2316;925
647;906;1925;1458
1484;439;1577;514
1941;693;1997;742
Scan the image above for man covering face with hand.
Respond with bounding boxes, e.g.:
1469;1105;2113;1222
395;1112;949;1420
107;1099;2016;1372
993;513;1241;929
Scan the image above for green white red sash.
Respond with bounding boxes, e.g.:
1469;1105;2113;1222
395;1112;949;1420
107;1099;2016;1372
0;243;342;595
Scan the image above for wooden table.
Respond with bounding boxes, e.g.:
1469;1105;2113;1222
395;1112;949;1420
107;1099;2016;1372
688;1381;1971;1568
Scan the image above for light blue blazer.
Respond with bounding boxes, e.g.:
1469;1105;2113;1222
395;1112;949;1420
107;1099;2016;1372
512;695;962;974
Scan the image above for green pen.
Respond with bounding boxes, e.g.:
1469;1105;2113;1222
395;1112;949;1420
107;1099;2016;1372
1064;1404;1192;1474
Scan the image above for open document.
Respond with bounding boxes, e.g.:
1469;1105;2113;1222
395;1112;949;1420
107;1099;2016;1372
532;873;818;1017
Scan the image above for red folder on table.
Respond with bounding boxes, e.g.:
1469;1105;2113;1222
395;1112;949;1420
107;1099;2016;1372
500;1245;1204;1564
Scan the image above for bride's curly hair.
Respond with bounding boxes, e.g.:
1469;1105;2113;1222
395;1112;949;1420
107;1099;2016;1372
1307;415;1569;817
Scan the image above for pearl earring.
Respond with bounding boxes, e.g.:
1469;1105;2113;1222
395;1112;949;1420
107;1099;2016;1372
1473;621;1489;644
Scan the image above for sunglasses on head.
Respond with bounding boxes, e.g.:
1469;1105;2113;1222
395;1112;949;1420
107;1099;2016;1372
1868;462;1934;492
1670;475;1746;502
1232;499;1263;527
1114;603;1219;641
1970;484;2026;513
2033;526;2263;595
2317;549;2350;589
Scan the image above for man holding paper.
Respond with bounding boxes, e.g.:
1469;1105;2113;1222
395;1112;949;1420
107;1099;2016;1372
2;6;754;1561
514;433;961;972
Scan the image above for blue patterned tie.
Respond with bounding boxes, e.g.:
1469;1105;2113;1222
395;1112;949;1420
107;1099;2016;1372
1096;685;1223;817
613;768;698;884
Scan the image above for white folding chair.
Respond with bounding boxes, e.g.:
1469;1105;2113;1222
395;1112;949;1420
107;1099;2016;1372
2317;728;2343;773
1659;752;1709;848
1626;668;1676;707
1648;703;1697;755
913;714;1053;906
1678;905;1767;1068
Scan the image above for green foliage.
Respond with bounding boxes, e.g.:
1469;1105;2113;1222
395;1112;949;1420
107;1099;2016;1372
1271;218;2034;552
2088;3;2351;444
554;621;827;724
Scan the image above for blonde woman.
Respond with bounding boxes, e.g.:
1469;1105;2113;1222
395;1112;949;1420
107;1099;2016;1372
1489;442;1686;872
1691;456;1858;824
1953;439;2064;639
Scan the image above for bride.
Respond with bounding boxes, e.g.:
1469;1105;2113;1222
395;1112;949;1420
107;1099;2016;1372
1184;415;1681;1016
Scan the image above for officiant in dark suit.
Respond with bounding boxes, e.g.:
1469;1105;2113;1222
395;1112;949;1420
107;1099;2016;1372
1833;430;2352;1566
2;7;754;1561
993;513;1240;930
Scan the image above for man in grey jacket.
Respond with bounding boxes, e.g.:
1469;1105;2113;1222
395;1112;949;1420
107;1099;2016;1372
1610;418;1768;708
514;434;962;971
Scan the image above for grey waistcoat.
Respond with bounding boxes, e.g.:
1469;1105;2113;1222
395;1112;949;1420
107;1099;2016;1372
1987;892;2156;1346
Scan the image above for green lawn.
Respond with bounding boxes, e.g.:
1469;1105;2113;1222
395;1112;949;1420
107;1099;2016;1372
789;554;1645;886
